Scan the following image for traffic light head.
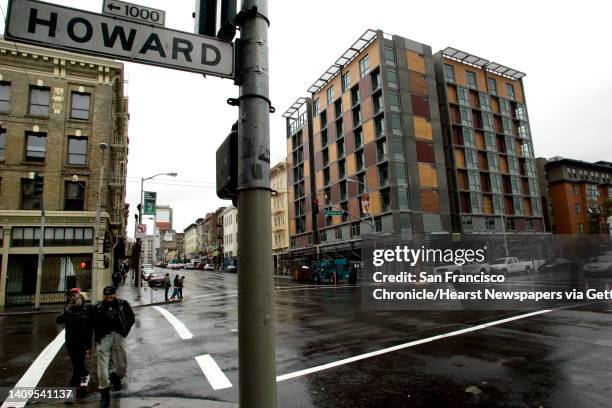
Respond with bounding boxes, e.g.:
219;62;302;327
30;172;44;194
80;260;90;270
312;199;319;215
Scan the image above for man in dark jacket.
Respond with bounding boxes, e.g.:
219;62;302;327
56;288;93;397
92;286;135;407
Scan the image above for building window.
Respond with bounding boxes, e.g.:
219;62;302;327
0;81;10;112
572;184;578;195
479;93;491;112
379;163;389;186
359;55;370;78
482;113;494;132
388;92;400;112
457;87;470;106
335;227;343;240
334;99;343;119
470;192;483;214
313;99;320;115
341;72;350;92
21;178;42;209
525;219;534;231
340;180;347;200
506;217;516;231
375;115;385;138
499;99;511;117
444;64;455;83
351;222;360;237
578;223;584;234
337;137;345;158
65;181;85;210
70;92;91;120
377;139;387;162
381;188;391;212
373;93;383;114
485;217;496;231
327;86;334;105
354;127;363;149
350;85;360;106
391;115;402;136
375;216;383;232
352;107;362;126
513;196;524;216
68;136;88;165
386;68;398;89
355;150;365;171
384;45;396;66
319;230;327;242
371;69;381;90
468;170;481;190
515;103;527;121
459;107;472;126
0;127;6;161
484;132;497;152
575;203;581;214
466;71;477;89
462;127;475;147
487;78;497;95
25;132;47;162
29;86;50;116
319;110;327;129
462;216;473;232
506;83;516;100
465;148;478;170
490;173;502;194
336;119;343;137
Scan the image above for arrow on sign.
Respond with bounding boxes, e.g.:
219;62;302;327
107;3;120;11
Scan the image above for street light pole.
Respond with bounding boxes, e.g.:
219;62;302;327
136;171;177;287
92;142;109;303
34;198;45;310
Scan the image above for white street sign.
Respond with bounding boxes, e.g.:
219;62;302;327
136;224;147;238
5;0;234;78
102;0;166;27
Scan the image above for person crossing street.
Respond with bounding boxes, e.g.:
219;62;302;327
92;286;135;408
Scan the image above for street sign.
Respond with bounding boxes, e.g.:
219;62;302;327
143;191;157;215
102;0;166;27
4;0;234;78
325;210;343;216
135;223;147;238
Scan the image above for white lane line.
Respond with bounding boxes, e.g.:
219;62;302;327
152;306;193;340
195;354;233;390
1;330;65;408
276;309;553;382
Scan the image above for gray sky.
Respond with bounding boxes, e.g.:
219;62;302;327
1;0;611;236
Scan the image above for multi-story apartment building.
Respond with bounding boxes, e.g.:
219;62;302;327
434;47;544;233
284;29;452;258
537;157;612;234
141;235;155;266
0;38;129;306
283;29;547;261
221;206;238;260
183;222;198;260
271;160;289;272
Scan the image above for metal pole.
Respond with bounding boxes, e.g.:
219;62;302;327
501;214;509;257
34;202;45;310
136;177;144;288
92;151;106;303
236;0;276;406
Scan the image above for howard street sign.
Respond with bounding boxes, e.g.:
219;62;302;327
143;191;157;215
4;0;234;78
102;0;166;27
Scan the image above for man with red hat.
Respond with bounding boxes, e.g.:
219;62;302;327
56;287;93;399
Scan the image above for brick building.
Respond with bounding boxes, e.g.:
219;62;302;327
0;38;129;305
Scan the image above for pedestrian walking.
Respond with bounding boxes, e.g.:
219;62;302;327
170;274;181;300
92;286;135;408
112;270;121;289
56;288;93;400
179;275;185;299
163;273;171;301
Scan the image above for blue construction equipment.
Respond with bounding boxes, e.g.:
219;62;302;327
311;258;357;284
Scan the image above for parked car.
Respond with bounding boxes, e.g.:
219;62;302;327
489;257;536;275
583;256;612;277
144;272;165;287
461;261;491;274
224;264;237;273
537;258;578;274
185;263;195;270
204;263;215;271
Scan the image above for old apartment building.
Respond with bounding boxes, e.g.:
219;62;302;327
0;38;129;306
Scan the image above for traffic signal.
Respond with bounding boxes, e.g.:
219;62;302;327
194;0;217;37
312;199;319;215
103;238;111;253
80;260;90;270
217;0;237;42
32;172;44;194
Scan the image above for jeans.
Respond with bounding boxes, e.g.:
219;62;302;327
97;332;127;390
164;286;170;301
66;344;88;386
171;288;180;299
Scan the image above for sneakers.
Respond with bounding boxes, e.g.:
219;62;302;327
80;374;90;387
109;372;122;391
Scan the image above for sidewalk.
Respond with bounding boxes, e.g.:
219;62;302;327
43;396;238;407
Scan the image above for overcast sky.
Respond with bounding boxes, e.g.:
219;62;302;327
1;0;611;236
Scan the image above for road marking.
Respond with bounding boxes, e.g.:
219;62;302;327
195;354;233;390
152;306;193;340
1;330;65;408
276;309;553;382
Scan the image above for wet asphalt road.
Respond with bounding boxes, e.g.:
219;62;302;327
2;269;612;407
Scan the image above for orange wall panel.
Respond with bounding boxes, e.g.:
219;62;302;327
407;51;426;74
446;85;458;104
347;153;356;176
329;142;337;163
454;148;466;168
316;171;323;191
366;167;378;192
363;119;375;144
475;131;485;150
414;116;433;140
418;163;438;188
369;191;381;215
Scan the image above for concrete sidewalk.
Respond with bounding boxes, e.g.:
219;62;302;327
43;396;238;407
